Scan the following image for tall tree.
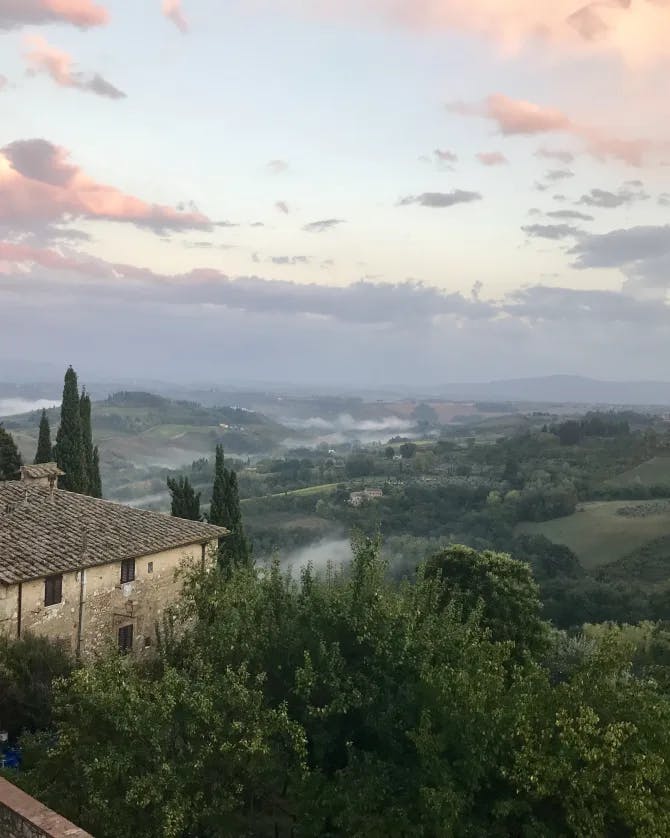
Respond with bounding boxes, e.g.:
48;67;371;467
79;389;93;495
34;409;53;464
224;470;251;569
90;446;102;499
0;425;22;481
209;445;250;571
167;476;201;521
209;444;230;528
55;367;85;493
78;389;101;496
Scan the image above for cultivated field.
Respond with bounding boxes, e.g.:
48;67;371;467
517;499;670;570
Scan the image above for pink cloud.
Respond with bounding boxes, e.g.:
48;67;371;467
476;151;509;166
299;0;670;66
0;139;212;232
24;35;125;99
450;93;655;166
0;74;6;91
162;0;188;33
0;241;109;276
0;0;108;30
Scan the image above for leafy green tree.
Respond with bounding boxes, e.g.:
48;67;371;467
426;544;549;656
399;442;418;459
0;634;73;741
17;543;670;838
55;366;85;493
34;409;53;464
167;476;201;521
0;425;22;481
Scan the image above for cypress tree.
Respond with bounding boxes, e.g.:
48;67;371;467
55;366;85;493
79;387;102;498
90;446;103;499
167;476;201;521
209;445;251;572
209;445;230;528
0;426;22;481
34;409;53;464
225;470;251;569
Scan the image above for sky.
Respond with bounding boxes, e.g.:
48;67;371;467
1;0;670;387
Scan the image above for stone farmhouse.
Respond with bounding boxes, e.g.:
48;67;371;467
0;464;227;657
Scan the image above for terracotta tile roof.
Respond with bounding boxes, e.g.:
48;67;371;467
20;463;64;480
0;482;227;585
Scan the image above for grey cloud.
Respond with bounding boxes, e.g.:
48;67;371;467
434;149;458;163
522;223;582;240
398;190;481;208
535;148;576;163
3;138;76;186
553;194;567;201
570;225;670;269
545;169;574;181
270;255;310;265
83;73;126;100
267;159;289;174
659;193;670;206
579;186;648;208
303;219;345;233
6;258;670;385
547;210;594;221
0;74;7;90
275;201;289;214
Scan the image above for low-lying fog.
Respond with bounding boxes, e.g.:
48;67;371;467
281;413;416;446
279;539;353;572
0;398;60;417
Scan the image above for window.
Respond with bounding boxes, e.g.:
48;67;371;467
120;557;135;583
118;624;134;653
44;574;62;606
147;561;154;574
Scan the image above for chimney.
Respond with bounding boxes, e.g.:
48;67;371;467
20;463;64;492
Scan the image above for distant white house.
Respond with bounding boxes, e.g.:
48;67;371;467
349;488;383;507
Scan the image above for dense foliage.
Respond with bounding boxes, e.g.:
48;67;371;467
55;366;85;493
0;634;73;741
167;475;202;520
0;424;22;480
16;542;670;838
34;409;52;464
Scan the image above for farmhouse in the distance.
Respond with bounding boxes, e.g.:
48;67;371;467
0;464;226;657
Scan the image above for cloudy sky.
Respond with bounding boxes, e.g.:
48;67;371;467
1;0;669;387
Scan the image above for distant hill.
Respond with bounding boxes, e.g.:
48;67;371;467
440;376;670;407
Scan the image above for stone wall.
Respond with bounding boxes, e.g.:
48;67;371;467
0;776;91;837
0;539;216;656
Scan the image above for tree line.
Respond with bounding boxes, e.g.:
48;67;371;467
7;541;670;837
0;365;101;497
168;443;250;573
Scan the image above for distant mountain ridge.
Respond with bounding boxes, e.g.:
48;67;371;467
439;376;670;406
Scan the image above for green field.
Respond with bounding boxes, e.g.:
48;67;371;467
517;500;670;570
603;456;670;489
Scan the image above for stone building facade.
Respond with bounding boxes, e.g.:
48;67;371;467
0;465;227;657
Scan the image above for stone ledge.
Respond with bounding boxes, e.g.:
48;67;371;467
0;776;92;837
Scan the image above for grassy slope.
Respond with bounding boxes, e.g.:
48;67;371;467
602;456;670;488
517;500;670;570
